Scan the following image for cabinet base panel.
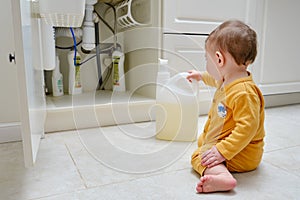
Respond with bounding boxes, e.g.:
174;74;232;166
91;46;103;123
264;92;300;108
45;90;156;133
0;123;22;143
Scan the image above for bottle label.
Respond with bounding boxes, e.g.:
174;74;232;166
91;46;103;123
113;56;120;86
75;66;81;88
57;79;63;93
75;56;81;88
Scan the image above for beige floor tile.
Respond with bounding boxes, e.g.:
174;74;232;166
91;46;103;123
0;135;85;200
1;104;300;200
37;163;300;200
264;105;300;152
233;162;300;200
264;146;300;177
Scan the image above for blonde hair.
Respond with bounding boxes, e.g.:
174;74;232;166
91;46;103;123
206;20;257;66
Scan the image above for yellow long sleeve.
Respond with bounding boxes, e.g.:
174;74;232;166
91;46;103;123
191;72;265;174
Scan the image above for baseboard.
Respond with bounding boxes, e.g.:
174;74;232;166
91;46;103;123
0;123;22;143
45;101;156;133
264;92;300;108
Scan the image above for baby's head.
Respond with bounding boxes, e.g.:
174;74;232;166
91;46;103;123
206;20;257;66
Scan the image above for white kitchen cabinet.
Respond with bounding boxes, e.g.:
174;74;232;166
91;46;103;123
162;34;213;114
0;0;21;142
163;0;257;34
10;0;46;167
1;0;45;166
162;0;300;107
44;0;161;133
161;0;258;67
161;0;260;113
5;0;300;168
163;34;206;73
253;0;300;96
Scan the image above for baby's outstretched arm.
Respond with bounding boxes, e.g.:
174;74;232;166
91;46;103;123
187;70;202;82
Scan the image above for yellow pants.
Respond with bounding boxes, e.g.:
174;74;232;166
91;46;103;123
191;143;263;176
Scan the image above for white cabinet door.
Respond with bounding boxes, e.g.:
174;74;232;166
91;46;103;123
11;0;46;167
0;0;22;143
163;34;206;73
0;0;20;124
163;34;214;114
163;0;257;34
254;0;300;95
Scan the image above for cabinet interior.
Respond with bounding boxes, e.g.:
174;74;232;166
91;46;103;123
44;0;160;132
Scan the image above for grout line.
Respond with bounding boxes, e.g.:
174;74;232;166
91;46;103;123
64;143;89;189
264;144;300;153
263;159;300;178
28;191;74;200
263;145;300;178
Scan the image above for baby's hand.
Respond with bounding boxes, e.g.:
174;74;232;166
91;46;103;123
186;70;202;82
201;146;225;168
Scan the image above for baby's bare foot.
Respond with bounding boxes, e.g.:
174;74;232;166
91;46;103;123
196;179;204;193
198;174;237;193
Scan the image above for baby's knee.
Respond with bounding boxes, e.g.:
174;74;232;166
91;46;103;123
191;150;206;175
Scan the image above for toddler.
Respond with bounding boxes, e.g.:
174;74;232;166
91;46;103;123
187;20;265;193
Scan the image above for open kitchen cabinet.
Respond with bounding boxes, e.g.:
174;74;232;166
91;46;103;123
8;0;300;167
43;0;300;134
44;0;262;134
10;0;46;167
8;0;162;167
44;0;162;133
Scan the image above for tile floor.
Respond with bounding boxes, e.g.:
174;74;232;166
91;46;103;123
1;104;300;200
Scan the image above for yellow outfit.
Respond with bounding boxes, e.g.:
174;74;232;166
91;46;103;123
191;72;265;176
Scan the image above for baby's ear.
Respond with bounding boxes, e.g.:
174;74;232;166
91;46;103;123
215;51;224;67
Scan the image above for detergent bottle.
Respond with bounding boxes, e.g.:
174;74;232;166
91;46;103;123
68;50;82;95
156;61;199;142
112;50;126;92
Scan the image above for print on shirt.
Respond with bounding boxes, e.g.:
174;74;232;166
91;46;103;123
217;102;227;118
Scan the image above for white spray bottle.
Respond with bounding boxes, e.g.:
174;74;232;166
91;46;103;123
68;50;82;95
52;56;64;97
112;50;125;92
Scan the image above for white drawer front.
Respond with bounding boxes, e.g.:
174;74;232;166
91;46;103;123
163;0;255;34
163;34;207;74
